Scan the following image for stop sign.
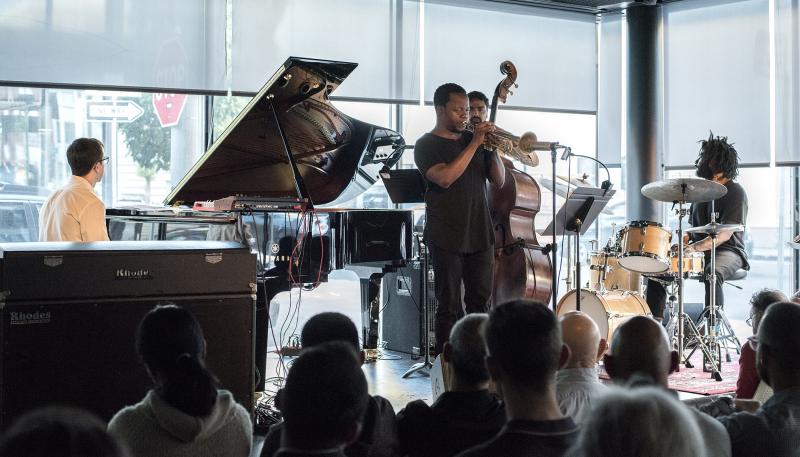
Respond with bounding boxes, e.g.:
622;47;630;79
152;93;187;128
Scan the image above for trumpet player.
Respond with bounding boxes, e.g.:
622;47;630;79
414;83;504;353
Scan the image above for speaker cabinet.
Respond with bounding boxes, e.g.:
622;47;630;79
0;241;256;430
0;296;254;429
381;266;422;354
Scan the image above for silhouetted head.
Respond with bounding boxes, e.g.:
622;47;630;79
604;316;678;387
443;313;490;387
301;312;360;351
757;302;800;390
136;304;218;416
281;341;369;450
572;386;704;457
485;300;566;393
0;406;128;457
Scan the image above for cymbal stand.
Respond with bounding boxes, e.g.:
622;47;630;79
703;223;723;380
670;189;722;380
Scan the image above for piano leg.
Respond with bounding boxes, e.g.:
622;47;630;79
360;273;384;350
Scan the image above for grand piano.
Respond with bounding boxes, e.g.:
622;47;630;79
107;57;414;386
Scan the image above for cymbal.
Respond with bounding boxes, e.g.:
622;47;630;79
641;178;727;203
685;222;744;235
541;178;615;215
541;178;572;198
557;173;592;188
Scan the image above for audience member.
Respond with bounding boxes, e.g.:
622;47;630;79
556;311;608;424
276;342;370;457
397;314;505;457
717;301;800;457
262;312;399;457
791;289;800;304
737;289;787;399
108;304;252;457
568;385;705;457
456;300;578;457
0;406;128;457
603;315;731;457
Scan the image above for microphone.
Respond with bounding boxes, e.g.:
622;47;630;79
522;131;560;152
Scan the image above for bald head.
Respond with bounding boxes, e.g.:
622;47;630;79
605;316;676;387
560;312;604;368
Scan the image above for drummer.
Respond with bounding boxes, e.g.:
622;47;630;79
647;132;749;317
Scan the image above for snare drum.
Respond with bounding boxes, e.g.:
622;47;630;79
557;289;652;342
618;221;672;274
670;251;705;276
589;250;642;293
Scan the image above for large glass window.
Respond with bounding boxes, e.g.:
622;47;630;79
0;86;205;209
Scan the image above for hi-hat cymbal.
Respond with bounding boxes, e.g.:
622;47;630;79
685;222;744;235
541;178;573;198
641;178;727;203
557;173;592;188
542;178;615;215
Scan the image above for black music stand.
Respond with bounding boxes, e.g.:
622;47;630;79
543;187;614;312
379;169;433;377
381;168;426;204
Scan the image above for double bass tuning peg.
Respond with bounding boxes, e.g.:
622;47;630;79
514;83;519;88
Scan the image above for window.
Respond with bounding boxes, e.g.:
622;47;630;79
0;86;205;207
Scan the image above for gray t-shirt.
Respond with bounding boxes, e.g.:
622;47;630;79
414;132;494;254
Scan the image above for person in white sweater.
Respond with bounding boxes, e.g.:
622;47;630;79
108;304;252;457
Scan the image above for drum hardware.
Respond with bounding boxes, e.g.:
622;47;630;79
685;220;744;376
641;177;729;380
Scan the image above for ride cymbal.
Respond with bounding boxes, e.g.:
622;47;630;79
641;178;727;203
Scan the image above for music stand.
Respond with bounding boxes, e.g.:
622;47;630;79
381;168;425;204
379;169;433;377
543;187;615;312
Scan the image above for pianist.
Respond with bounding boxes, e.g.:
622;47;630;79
414;83;504;353
39;137;110;242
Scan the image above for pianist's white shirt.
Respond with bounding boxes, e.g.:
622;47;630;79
39;175;110;242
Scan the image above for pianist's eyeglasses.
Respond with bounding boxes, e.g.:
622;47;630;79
99;157;110;165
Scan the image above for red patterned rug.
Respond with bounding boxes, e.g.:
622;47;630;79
600;353;740;396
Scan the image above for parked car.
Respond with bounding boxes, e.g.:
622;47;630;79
0;182;49;242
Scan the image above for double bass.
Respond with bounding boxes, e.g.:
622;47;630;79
484;61;553;305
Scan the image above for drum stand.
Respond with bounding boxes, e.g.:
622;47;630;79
671;197;723;381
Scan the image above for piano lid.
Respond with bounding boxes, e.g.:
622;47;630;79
166;57;405;207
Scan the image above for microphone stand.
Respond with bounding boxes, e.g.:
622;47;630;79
548;148;614;312
550;145;559;312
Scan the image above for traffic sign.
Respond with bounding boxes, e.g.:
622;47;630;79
86;100;144;123
152;93;187;128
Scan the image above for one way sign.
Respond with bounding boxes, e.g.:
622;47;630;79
86;100;144;123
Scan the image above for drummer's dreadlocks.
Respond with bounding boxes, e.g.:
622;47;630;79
695;131;740;181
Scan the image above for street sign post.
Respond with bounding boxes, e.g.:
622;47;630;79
86;100;144;123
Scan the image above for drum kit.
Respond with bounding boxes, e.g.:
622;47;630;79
554;176;742;381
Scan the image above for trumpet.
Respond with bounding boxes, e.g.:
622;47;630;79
464;122;540;167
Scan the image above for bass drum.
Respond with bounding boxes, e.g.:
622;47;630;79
557;289;652;342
